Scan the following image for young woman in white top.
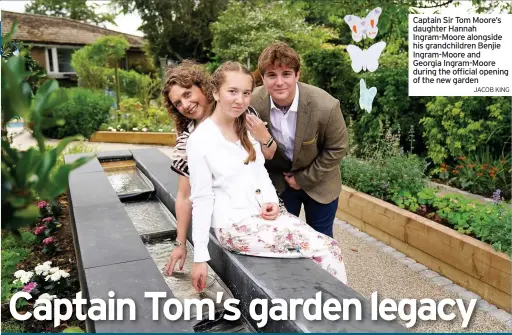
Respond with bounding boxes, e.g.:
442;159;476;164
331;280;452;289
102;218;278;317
162;61;277;276
187;61;349;292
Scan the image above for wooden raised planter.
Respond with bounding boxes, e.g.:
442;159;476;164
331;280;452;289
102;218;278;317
90;131;176;146
336;185;511;312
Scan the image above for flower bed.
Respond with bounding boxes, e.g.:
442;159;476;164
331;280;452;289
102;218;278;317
1;195;84;333
339;155;511;311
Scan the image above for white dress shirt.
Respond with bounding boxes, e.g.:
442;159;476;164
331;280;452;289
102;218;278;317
270;84;300;161
187;118;279;262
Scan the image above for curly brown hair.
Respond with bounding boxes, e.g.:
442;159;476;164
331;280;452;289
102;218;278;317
162;60;214;134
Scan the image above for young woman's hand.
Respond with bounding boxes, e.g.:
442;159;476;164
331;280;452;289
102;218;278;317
261;202;279;220
246;113;270;144
191;262;208;292
165;244;187;276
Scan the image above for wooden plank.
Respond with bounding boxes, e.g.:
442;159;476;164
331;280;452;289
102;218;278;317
101;160;136;171
337;186;512;311
90;131;177;146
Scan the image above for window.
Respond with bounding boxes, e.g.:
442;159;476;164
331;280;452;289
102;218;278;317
45;47;78;76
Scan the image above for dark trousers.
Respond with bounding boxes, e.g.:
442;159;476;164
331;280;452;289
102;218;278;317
280;188;338;238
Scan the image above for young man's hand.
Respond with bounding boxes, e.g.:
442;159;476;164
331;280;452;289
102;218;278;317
165;244;187;276
261;202;279;220
191;262;208;292
284;172;301;190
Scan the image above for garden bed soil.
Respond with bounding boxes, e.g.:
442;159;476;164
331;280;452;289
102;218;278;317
1;194;85;333
337;185;511;312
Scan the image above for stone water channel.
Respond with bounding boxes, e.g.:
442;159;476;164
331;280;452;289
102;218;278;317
101;159;253;333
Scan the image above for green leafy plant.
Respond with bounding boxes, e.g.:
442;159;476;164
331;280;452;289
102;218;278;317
41;87;114;139
1;25;91;233
420;96;511;165
436;149;511;200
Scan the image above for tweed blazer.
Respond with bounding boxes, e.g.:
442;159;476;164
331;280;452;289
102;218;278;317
251;82;349;204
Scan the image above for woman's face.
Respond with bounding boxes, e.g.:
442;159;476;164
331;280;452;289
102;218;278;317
168;84;208;121
214;71;252;119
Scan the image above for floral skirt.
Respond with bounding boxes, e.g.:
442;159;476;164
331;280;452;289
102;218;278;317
214;212;348;285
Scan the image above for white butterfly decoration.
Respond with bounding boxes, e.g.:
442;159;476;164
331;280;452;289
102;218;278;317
359;79;377;113
346;41;386;73
344;7;382;42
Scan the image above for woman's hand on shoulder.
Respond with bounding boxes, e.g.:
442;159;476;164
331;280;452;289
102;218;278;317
246;113;270;144
260;202;279;220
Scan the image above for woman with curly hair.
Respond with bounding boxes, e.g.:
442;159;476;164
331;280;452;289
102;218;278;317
163;60;277;275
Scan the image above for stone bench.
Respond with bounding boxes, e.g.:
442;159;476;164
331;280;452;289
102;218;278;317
65;151;195;333
132;148;408;333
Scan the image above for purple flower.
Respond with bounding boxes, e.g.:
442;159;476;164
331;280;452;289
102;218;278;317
22;282;37;293
37;201;48;209
492;189;502;204
43;237;55;245
42;217;53;223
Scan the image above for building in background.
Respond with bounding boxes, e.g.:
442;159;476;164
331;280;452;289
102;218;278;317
1;10;147;86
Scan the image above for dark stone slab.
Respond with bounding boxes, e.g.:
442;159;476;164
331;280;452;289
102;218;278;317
84;258;196;333
64;153;103;174
68;172;120;207
97;150;133;161
71;203;151;269
131;148;178;215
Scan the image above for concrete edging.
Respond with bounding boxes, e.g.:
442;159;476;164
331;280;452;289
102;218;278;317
337;185;511;313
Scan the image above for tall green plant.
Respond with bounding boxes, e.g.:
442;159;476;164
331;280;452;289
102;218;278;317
1;29;91;233
88;36;130;108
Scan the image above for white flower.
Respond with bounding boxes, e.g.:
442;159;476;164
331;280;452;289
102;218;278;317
14;270;33;284
112;129;117;132
35;262;52;275
35;293;57;306
117;125;121;128
158;129;163;132
108;126;113;130
133;128;138;131
49;272;62;282
142;128;148;132
13;49;20;56
120;129;125;132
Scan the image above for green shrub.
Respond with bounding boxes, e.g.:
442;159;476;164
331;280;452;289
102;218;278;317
2;231;37;249
108;98;172;132
395;187;512;256
1;321;25;333
421;96;511;165
341;154;428;202
42;88;114;139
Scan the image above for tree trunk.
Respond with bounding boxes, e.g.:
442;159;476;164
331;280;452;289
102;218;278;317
114;65;121;109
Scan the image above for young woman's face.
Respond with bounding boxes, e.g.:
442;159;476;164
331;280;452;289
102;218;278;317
214;71;253;119
168;84;208;121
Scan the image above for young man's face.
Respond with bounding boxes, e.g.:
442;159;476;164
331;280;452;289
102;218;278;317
261;65;300;106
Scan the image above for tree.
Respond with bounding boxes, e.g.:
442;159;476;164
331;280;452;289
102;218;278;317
25;0;117;26
210;1;336;70
88;36;130;108
112;0;230;63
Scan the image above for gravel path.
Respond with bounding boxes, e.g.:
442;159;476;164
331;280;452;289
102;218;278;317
333;220;511;332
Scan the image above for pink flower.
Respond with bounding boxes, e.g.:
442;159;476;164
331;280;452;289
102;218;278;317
33;226;45;235
37;201;48;209
22;282;37;293
42;237;55;245
42;217;53;223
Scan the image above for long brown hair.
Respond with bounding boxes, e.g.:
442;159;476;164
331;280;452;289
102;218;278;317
209;61;256;164
162;60;214;134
